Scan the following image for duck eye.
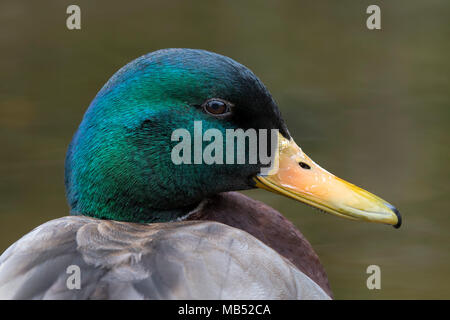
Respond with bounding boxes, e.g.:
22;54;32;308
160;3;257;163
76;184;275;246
203;99;231;116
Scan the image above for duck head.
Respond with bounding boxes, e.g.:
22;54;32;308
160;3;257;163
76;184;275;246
65;48;401;227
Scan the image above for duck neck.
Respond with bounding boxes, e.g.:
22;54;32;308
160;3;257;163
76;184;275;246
64;128;209;223
69;197;203;223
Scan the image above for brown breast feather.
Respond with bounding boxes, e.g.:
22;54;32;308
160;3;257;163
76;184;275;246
187;191;333;297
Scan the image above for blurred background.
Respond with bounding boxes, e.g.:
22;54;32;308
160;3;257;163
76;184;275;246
0;0;448;299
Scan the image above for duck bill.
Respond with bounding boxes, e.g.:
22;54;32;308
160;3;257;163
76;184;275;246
254;134;401;228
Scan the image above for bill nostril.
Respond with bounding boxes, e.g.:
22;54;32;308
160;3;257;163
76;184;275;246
299;162;311;170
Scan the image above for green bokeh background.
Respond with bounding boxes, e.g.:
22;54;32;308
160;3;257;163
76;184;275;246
0;0;448;299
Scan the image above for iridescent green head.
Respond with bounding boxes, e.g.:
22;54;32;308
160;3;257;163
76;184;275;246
65;49;290;223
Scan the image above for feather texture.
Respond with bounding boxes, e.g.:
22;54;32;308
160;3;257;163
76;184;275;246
0;216;329;299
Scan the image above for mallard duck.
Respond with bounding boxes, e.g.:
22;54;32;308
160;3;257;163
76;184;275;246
0;49;401;299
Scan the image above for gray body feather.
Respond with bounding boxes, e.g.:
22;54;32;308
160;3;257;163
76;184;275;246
0;216;330;299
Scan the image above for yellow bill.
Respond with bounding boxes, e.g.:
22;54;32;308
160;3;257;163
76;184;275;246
255;133;401;228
